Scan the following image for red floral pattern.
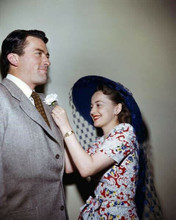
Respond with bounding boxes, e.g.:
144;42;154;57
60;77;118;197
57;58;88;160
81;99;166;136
79;123;139;220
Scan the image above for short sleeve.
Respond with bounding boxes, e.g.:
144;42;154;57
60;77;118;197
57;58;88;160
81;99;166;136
99;124;138;164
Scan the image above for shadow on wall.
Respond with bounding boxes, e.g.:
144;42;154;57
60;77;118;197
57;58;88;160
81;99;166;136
64;118;164;220
134;119;163;220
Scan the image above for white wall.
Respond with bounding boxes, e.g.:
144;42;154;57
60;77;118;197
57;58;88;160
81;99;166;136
0;1;176;219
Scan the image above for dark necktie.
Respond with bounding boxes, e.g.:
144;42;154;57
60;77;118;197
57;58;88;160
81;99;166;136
31;91;50;128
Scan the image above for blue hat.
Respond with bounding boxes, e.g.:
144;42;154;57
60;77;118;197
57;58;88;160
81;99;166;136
71;75;145;143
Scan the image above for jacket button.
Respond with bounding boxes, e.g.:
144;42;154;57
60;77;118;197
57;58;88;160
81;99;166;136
60;205;64;210
55;154;60;159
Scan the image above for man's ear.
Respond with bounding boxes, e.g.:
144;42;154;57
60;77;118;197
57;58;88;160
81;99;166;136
7;53;19;66
114;103;122;115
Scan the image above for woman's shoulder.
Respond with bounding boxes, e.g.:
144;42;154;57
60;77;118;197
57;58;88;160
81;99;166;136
109;123;137;143
113;123;135;134
99;123;138;153
95;123;137;146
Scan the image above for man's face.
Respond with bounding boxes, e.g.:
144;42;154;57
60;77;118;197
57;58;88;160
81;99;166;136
17;36;50;89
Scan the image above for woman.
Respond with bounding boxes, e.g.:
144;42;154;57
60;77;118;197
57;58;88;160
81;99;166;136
52;76;142;219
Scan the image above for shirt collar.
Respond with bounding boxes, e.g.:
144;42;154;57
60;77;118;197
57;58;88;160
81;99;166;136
6;74;33;98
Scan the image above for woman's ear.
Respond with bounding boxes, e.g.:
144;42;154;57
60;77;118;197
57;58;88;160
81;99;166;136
114;103;122;115
7;53;19;67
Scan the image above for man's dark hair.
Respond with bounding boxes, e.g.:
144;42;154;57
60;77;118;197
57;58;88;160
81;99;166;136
0;29;48;78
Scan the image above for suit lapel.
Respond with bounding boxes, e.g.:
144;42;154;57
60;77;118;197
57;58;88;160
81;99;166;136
40;95;63;142
2;79;61;143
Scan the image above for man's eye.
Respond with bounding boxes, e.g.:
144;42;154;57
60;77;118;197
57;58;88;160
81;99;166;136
36;51;42;55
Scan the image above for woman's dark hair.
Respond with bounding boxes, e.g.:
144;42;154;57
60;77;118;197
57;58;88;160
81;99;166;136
0;29;48;78
97;84;131;124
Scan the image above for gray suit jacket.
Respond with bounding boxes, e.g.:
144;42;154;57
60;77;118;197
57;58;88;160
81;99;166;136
0;79;68;220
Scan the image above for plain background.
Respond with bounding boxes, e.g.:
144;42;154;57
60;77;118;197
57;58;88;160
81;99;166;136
0;0;175;219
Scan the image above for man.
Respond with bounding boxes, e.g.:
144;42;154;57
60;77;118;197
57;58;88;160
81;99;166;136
0;30;68;219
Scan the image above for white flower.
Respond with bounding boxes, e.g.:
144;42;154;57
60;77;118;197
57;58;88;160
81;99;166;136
44;93;58;106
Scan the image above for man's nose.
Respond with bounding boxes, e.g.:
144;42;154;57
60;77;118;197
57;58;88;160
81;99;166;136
44;56;51;66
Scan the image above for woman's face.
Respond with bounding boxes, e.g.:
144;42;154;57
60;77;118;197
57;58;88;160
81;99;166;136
90;91;121;134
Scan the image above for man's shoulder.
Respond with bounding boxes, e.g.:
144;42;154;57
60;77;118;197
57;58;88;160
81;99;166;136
0;78;11;91
0;81;9;95
0;80;18;105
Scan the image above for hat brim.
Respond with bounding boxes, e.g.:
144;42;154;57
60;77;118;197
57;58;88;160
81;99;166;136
71;75;144;143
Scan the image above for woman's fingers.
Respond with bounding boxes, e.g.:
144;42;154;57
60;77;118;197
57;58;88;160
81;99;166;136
52;106;69;126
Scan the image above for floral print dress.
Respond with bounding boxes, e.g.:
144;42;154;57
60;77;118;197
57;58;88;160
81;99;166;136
78;123;139;220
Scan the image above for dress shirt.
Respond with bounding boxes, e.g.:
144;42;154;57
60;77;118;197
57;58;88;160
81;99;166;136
6;74;34;104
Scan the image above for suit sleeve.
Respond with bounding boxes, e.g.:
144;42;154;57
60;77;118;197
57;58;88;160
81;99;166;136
0;102;7;212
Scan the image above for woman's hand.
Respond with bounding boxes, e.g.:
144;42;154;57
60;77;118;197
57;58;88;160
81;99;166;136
51;105;72;135
52;107;114;178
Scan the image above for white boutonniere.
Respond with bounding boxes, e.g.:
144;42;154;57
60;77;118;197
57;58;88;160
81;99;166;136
44;93;58;106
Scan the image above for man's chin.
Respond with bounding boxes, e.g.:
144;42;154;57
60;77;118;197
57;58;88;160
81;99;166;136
35;78;48;87
41;78;48;84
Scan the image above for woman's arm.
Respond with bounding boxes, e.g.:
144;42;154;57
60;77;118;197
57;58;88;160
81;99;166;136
52;106;114;177
64;147;75;174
